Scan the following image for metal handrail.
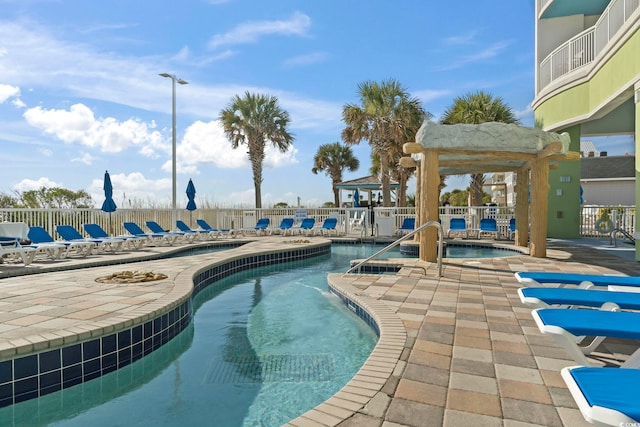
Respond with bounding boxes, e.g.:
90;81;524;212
345;220;444;277
610;228;635;246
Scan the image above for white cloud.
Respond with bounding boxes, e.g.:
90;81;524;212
437;40;512;71
264;143;298;168
71;152;95;165
0;83;20;103
443;31;480;45
283;52;328;68
37;147;53;157
223;188;255;206
89;172;172;208
0;21;341;137
12;177;60;192
413;89;452;104
514;104;533;121
23;103;167;155
171;119;299;174
208;12;311;50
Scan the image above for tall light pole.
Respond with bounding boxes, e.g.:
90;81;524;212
159;73;188;231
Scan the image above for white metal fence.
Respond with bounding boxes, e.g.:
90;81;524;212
0;205;634;240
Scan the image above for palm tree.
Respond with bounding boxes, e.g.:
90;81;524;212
312;142;360;207
369;148;414;208
342;79;425;207
219;92;294;208
440;90;519;206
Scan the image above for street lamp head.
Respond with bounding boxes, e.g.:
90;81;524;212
159;73;188;85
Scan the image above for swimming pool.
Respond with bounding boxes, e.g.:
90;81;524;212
0;245;381;427
398;241;524;257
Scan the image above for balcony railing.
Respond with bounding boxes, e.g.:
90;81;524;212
538;0;639;91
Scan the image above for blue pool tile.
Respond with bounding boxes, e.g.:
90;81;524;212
39;349;61;373
118;330;131;349
14;355;37;380
102;335;116;354
14;377;38;403
0;360;12;384
83;339;100;360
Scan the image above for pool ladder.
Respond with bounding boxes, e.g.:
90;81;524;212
610;228;635;246
345;220;443;277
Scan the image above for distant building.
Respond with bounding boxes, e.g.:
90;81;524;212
580;140;599;158
488;141;634;206
581;155;635;205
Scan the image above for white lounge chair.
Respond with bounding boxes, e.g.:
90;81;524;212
532;308;640;367
0;237;37;266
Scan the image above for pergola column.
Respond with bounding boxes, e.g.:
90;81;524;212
414;156;422;243
529;158;550;257
421;148;439;262
515;167;529;247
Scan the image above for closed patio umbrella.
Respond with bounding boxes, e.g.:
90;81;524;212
101;171;117;235
353;189;360;208
186;179;197;224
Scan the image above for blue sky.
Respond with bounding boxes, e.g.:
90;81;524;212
0;0;634;208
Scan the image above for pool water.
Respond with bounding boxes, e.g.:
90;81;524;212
0;245;381;427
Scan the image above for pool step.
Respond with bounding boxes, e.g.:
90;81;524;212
204;354;336;383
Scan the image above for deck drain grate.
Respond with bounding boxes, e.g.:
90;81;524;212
204;354;336;384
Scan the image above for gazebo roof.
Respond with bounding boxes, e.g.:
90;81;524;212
336;175;399;190
405;121;574;175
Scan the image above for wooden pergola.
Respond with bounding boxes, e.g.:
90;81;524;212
402;121;574;261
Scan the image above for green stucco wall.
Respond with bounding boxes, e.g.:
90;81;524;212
547;126;582;238
635;93;640;260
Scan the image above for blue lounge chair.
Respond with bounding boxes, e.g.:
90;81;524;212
508;218;516;239
241;218;270;236
83;223;146;249
446;217;468;238
145;220;195;243
28;226;95;257
313;217;338;236
561;366;640;425
196;219;235;238
56;225;124;252
518;287;640;311
532;308;640;367
293;218;316;235
515;271;640;289
394;217;415;236
477;218;499;239
176;220;219;240
270;218;294;236
123;222;179;246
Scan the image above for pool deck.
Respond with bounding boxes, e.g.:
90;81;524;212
1;236;639;426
